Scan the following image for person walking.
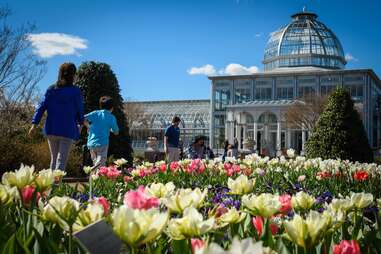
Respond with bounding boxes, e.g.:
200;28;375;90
164;116;181;162
84;96;119;168
29;63;84;171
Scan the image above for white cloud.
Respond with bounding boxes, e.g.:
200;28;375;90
27;33;88;58
222;63;259;75
188;63;259;76
255;33;262;38
187;64;217;75
345;53;358;62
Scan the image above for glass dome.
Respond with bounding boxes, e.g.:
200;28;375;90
263;11;346;71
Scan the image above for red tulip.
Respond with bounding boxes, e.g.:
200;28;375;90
97;196;110;216
353;170;369;181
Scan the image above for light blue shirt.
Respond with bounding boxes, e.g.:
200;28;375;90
85;110;119;148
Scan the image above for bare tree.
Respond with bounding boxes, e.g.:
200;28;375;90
285;95;328;132
0;6;46;136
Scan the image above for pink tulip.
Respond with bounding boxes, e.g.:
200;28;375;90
124;186;159;210
232;164;241;174
279;194;292;214
170;161;180;172
191;239;206;254
21;185;40;206
333;240;361;254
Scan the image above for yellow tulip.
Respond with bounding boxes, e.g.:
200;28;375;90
166;207;215;240
216;208;247;227
163;188;207;213
228;175;254;195
145;182;176;199
284;214;308;248
114;158;128;167
329;198;352;212
349;192;373;210
52;169;66;181
242;193;281;217
111;205;168;246
2;164;35;189
284;211;330;248
74;203;105;231
35;169;54;191
0;184;17;206
291;192;315;211
42;196;80;231
305;211;330;245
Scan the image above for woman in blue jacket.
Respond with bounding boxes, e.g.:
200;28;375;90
29;63;84;170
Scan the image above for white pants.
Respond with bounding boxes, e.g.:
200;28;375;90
90;145;108;167
167;147;180;162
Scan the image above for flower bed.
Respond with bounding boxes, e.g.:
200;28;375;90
1;152;381;253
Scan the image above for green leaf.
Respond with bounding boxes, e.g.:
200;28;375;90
171;239;190;254
1;233;16;254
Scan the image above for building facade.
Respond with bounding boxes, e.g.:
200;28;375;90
127;100;210;151
209;11;381;155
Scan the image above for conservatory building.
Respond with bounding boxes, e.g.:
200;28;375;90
127;100;210;151
209;11;381;155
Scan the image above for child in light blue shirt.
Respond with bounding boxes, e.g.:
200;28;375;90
85;96;119;167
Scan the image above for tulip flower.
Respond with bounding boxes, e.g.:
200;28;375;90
215;207;246;227
279;194;292;214
349;192;373;210
353;170;369;181
52;169;66;182
111;205;168;247
2;164;35;189
252;216;279;236
166;207;215;240
114;158;128;167
291;191;315;211
83;166;92;175
333;240;361;254
0;184;17;206
286;149;295;158
42;196;80;231
284;211;330;249
227;175;254;195
96;196;110;216
163;188;207;213
242;193;281;218
191;239;206;254
74;203;105;231
124;186;160;210
21;185;41;206
35;169;54;191
145;182;176;199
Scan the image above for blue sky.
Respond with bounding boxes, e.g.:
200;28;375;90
5;0;381;101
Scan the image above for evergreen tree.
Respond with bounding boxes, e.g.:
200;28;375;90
305;88;373;162
76;61;133;166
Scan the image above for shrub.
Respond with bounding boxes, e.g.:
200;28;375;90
75;62;133;167
305;88;373;162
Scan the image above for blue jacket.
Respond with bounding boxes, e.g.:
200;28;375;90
32;85;84;140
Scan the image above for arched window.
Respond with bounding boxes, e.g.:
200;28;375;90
258;112;277;124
